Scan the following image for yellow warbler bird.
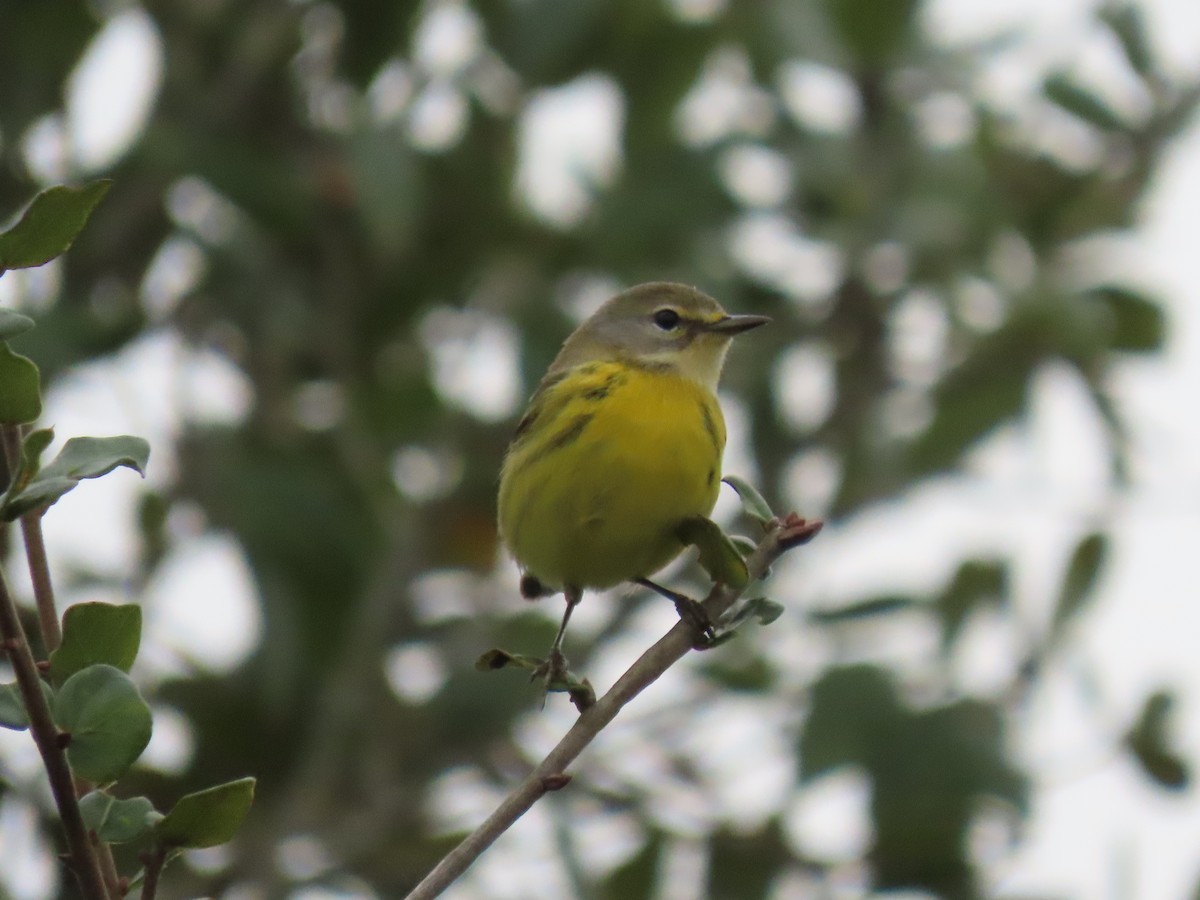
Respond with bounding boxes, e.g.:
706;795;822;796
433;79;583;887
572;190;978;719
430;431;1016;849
497;282;769;670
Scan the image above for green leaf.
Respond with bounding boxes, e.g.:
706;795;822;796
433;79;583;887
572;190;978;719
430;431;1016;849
20;427;55;477
677;515;749;589
0;180;112;270
934;560;1008;651
720;596;785;631
824;0;918;66
0;683;28;730
51;602;143;685
869;699;1028;894
156;777;256;848
701;655;775;692
2;435;150;520
1125;690;1190;791
0;308;36;340
722;475;774;523
53;664;152;783
0;428;56;510
0;344;41;425
1092;286;1166;353
79;791;157;843
809;595;916;624
800;665;902;779
1049;532;1107;641
1044;73;1126;131
1100;3;1154;76
0;679;55;731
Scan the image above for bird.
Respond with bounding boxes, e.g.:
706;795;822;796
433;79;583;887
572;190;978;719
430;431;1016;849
497;281;769;679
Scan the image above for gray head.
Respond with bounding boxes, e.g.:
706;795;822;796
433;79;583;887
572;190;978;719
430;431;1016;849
549;282;769;390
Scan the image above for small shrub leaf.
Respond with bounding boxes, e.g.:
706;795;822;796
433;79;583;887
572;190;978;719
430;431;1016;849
53;664;152;783
79;791;157;843
0;180;112;270
51;602;142;684
156;777;256;848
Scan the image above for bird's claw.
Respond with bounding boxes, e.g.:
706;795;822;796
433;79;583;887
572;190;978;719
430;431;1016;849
673;595;718;650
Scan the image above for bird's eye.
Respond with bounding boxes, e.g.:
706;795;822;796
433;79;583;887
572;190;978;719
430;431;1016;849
653;308;681;330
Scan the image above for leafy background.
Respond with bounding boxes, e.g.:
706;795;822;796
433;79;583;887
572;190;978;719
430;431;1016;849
2;0;1200;897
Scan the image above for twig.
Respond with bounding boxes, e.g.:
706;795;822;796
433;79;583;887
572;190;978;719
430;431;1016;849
0;566;111;900
402;514;822;900
1;424;62;652
140;845;168;900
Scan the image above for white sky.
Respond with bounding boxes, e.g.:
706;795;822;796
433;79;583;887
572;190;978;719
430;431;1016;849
3;1;1200;899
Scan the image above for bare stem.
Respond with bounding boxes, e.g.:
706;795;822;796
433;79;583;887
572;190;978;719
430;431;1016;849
402;514;821;900
1;424;61;652
0;565;111;900
140;846;167;900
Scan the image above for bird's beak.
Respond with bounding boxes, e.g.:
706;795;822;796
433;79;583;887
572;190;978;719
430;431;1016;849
705;314;771;335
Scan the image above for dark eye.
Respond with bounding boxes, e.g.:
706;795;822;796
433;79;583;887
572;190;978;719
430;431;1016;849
653;308;680;330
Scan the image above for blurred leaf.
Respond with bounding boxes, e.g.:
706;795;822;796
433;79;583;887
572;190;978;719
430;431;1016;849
0;427;53;504
348;128;425;264
1125;690;1190;791
701;655;775;692
79;791;157;843
0;308;35;340
708;823;791;900
1049;532;1107;642
2;435;149;520
1100;3;1154;76
870;699;1027;896
0;679;55;731
824;0;919;67
0;344;41;425
19;427;54;477
1044;73;1126;131
0;180;112;270
600;832;659;900
53;664;152;783
719;596;785;632
935;559;1007;651
800;665;901;779
1092;285;1167;353
677;515;749;588
722;475;774;523
50;602;142;685
909;322;1035;477
333;0;420;87
156;777;256;848
809;595;917;624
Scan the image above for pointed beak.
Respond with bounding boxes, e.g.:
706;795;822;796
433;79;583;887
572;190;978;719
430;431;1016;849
705;314;771;336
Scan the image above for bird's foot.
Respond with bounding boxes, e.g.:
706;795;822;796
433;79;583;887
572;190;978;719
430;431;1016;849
674;595;718;649
533;648;571;686
635;577;718;648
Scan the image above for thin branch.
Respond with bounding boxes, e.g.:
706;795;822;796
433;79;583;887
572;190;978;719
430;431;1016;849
0;565;111;900
403;514;822;900
1;424;61;652
140;845;168;900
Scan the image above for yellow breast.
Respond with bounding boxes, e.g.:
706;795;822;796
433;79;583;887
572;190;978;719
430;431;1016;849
498;360;726;590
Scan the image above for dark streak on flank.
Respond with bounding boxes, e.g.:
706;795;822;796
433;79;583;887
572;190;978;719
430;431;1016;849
504;411;596;548
706;467;716;487
524;412;595;471
701;403;721;454
582;370;624;402
511;370;570;443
